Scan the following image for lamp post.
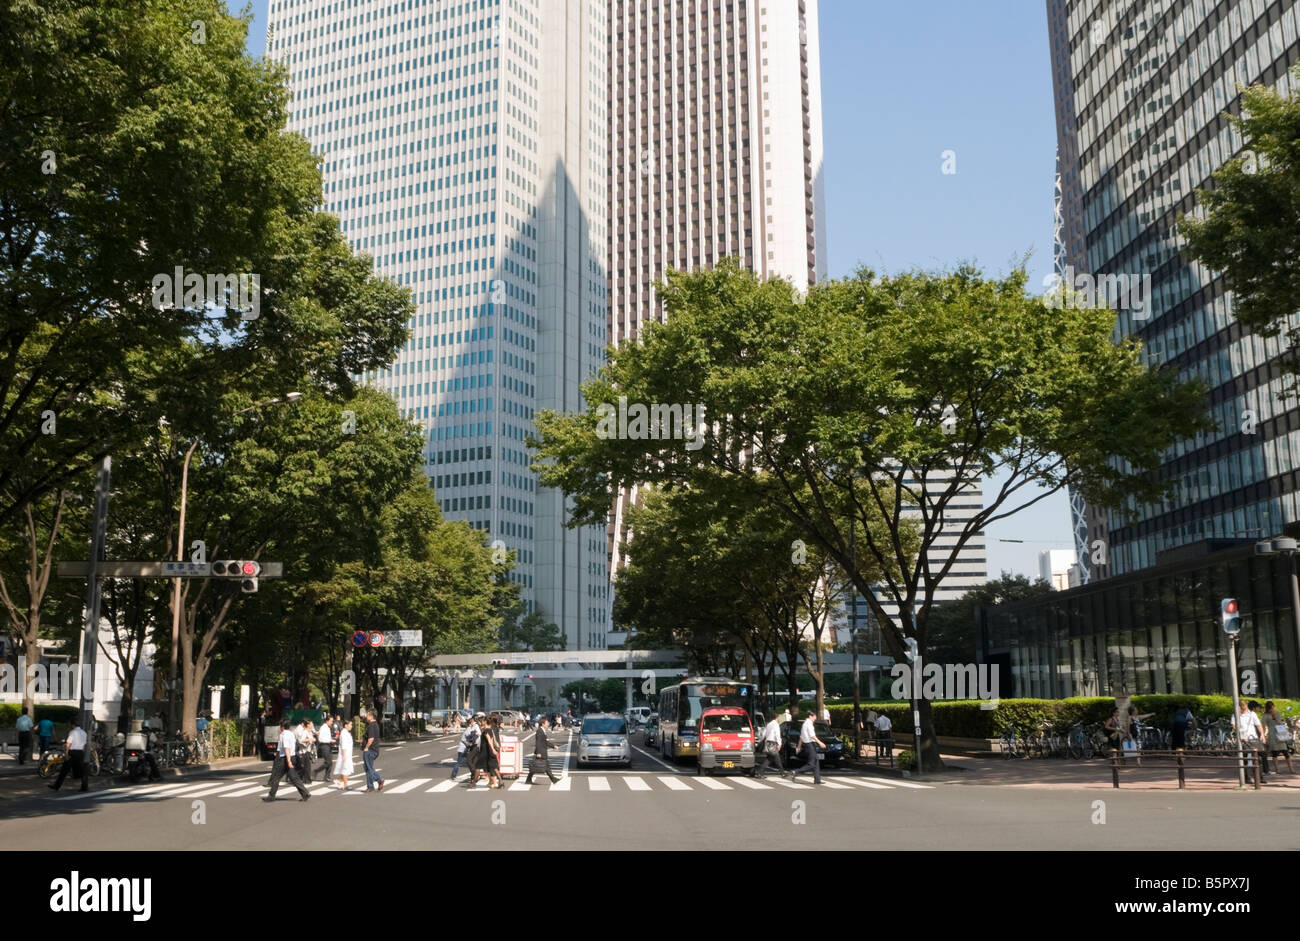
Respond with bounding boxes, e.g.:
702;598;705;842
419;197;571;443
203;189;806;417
850;518;861;760
1254;537;1300;695
166;393;301;735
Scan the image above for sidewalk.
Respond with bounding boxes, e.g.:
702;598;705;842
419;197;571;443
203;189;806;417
0;751;266;796
921;749;1300;790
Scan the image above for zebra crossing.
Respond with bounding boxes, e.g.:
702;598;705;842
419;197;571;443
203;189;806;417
54;770;932;804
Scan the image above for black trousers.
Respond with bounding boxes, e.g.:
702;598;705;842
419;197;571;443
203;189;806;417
317;744;335;780
53;749;87;791
755;742;785;777
268;754;310;798
526;755;558;783
17;730;32;764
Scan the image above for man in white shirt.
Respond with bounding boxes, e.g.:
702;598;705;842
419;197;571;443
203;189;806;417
790;712;825;785
315;715;334;782
1238;700;1265;776
450;716;480;779
874;712;894;758
265;719;311;801
49;716;89;792
755;714;790;779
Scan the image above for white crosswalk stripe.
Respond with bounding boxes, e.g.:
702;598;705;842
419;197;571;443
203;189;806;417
659;776;692;790
694;777;731;790
840;778;894;790
427;779;460;792
623;776;651;791
386;778;431;794
588;776;611;791
731;777;773;789
859;776;933;789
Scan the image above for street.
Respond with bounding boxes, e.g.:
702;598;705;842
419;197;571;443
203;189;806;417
3;727;1299;851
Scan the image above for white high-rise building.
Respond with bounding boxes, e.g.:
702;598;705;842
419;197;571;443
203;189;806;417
267;0;611;649
606;0;828;571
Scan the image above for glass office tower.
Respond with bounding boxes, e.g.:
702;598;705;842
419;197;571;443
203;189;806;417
268;0;611;648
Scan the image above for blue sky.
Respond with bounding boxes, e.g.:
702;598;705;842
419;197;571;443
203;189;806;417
237;0;1073;579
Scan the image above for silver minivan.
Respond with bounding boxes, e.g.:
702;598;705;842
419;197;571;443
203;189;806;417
577;713;631;768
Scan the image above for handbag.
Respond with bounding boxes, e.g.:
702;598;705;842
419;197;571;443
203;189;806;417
1275;724;1293;742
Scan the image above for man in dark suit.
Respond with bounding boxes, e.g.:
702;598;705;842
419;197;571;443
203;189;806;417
525;717;560;785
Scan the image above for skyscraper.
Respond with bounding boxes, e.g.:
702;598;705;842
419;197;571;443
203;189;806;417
1048;0;1300;579
606;0;828;573
267;0;611;649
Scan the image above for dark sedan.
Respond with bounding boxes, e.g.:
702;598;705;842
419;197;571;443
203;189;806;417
780;721;846;767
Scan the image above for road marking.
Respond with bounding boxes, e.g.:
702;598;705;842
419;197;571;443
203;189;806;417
658;776;692;791
426;779;460;793
509;780;533;791
770;778;813;790
630;742;680;772
623;776;652;791
818;780;853;789
386;778;431;794
411;754;431;761
223;785;270;797
859;776;933;789
588;776;610;791
182;781;263;797
76;783;182;802
139;782;224;800
549;776;571;791
839;778;893;790
694;777;731;790
731;777;772;789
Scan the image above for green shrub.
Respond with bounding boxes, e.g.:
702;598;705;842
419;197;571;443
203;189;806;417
897;749;917;771
0;704;79;727
825;695;1300;739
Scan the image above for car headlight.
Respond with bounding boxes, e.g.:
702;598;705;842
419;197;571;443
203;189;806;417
741;742;753;752
580;737;590;747
700;742;713;751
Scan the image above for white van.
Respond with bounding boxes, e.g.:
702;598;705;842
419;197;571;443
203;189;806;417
626;706;652;726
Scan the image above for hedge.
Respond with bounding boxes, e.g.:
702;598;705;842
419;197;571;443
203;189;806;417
825;695;1300;738
0;704;79;727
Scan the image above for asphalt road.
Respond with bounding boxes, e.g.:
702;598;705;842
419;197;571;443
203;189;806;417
3;727;1299;850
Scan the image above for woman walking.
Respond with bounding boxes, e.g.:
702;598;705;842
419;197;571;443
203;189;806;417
1265;701;1295;774
334;716;354;790
484;715;503;788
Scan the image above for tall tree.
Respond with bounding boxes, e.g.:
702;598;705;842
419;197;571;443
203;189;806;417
534;262;1212;770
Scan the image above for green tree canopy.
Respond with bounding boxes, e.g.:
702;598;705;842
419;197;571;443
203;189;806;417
534;261;1211;769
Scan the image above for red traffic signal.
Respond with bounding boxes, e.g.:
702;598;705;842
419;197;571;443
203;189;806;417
1224;600;1238;614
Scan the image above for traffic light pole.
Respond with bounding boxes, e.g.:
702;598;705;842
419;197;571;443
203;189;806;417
169;439;199;737
1228;636;1245;788
78;456;112;736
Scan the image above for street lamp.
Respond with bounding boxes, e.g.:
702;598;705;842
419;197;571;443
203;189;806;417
167;392;301;735
1254;537;1300;696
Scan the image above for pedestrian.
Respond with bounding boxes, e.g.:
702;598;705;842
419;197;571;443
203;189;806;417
754;712;788;779
526;717;561;785
1237;700;1265;777
451;714;480;779
465;711;487;787
37;714;54;757
1127;705;1154;766
264;719;311;802
789;711;824;785
1103;707;1124;755
48;716;89;793
316;715;335;782
1170;703;1194;750
334;716;354;790
294;718;315;782
1264;700;1295;775
362;708;383;792
15;706;33;765
484;715;503;788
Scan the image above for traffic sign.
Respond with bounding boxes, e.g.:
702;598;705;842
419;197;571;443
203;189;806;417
386;630;423;647
351;632;368;648
368;632;384;648
162;561;210;576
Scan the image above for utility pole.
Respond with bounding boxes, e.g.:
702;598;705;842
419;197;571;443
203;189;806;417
850;518;861;760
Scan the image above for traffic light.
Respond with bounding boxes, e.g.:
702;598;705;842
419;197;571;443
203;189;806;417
213;560;260;593
1221;598;1240;635
903;636;919;664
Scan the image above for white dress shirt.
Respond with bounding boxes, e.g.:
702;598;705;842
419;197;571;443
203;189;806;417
66;727;88;751
318;724;332;745
1237;711;1263;742
875;714;893;732
278;728;298;758
763;719;783;745
798;717;817;745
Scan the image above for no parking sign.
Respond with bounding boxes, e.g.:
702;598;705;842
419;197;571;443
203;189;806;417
351;632;367;648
